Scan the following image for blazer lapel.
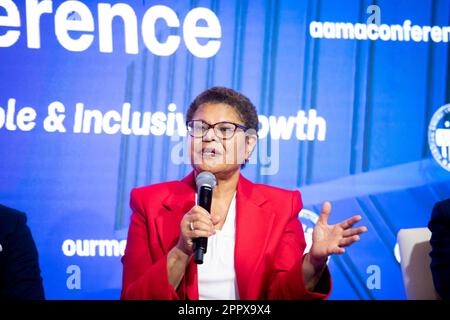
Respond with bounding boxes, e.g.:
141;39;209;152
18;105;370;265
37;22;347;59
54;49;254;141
155;173;196;254
154;171;199;300
235;175;275;299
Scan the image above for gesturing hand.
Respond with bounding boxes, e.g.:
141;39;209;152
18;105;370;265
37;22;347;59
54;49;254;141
309;201;368;264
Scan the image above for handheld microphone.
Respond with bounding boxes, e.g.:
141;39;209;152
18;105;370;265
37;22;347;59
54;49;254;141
194;171;217;264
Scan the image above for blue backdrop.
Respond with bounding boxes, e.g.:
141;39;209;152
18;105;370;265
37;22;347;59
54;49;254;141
1;0;449;299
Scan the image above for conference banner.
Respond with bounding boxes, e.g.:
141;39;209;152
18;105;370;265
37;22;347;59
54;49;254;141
1;0;449;299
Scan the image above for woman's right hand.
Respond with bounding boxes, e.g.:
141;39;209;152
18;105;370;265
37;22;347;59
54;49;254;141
176;205;218;256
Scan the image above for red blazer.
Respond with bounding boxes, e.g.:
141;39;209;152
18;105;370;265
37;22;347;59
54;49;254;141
120;171;332;300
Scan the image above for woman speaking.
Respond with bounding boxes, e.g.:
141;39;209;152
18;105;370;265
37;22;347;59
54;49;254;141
120;87;367;300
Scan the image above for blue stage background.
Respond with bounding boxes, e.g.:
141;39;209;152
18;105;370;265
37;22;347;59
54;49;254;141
1;0;450;299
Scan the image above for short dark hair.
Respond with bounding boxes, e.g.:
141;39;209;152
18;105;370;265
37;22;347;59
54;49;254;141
186;87;259;133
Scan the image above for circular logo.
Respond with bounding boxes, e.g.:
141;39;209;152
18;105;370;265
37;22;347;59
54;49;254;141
428;104;450;171
299;209;331;264
298;209;319;254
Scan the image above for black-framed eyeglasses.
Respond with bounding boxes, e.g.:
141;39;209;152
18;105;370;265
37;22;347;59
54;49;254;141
186;120;248;139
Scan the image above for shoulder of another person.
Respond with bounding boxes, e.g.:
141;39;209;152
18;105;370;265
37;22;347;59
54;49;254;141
0;204;27;240
433;199;450;219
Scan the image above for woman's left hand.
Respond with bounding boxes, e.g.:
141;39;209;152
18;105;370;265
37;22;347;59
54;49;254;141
309;201;368;265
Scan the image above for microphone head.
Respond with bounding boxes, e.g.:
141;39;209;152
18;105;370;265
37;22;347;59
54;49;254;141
195;171;217;190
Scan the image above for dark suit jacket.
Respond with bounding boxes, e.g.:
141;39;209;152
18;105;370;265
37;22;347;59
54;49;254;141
0;204;45;300
121;171;331;300
428;199;450;300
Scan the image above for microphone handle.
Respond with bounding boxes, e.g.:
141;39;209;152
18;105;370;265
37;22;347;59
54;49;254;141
194;185;213;264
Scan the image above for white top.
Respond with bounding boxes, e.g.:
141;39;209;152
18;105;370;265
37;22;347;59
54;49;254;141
197;192;239;300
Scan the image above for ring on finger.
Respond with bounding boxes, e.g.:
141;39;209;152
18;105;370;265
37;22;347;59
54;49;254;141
189;221;195;231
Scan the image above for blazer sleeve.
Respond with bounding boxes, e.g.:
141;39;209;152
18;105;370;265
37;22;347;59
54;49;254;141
120;188;180;300
428;200;450;300
267;191;332;300
0;212;45;300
